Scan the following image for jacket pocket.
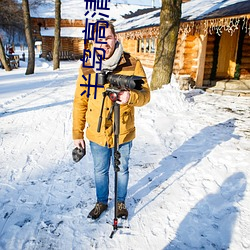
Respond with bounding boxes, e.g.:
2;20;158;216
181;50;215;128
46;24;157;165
120;106;135;133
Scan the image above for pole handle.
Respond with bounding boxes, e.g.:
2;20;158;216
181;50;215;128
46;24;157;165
97;116;102;133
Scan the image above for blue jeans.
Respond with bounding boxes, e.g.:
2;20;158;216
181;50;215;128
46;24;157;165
90;141;132;205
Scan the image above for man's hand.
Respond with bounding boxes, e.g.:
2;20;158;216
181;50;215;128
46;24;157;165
116;90;130;105
74;139;85;149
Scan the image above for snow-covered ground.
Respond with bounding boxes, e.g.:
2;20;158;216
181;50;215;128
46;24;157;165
0;50;250;250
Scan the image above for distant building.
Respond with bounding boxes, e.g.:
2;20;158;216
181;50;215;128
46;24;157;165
31;18;86;60
30;2;151;61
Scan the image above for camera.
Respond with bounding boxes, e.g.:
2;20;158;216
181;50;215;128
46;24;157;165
98;71;144;90
72;146;86;162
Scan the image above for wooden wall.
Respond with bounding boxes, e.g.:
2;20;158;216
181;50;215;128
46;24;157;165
119;31;200;81
203;29;250;83
41;37;53;57
118;19;250;87
32;17;86;60
32;18;85;29
41;37;85;59
121;39;137;54
173;34;185;75
33;16;250;84
120;38;156;68
240;35;250;79
203;34;216;83
175;34;199;80
172;33;200;85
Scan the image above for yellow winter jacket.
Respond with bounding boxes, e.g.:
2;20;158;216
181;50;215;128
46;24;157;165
72;52;150;148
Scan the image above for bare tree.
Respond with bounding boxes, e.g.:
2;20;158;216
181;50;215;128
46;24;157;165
22;0;35;75
0;37;11;71
53;0;61;70
151;0;182;90
0;0;24;34
0;0;23;71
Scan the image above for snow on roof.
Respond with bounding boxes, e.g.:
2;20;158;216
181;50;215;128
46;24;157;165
182;0;250;21
40;27;84;38
114;8;160;33
114;0;250;33
30;1;151;21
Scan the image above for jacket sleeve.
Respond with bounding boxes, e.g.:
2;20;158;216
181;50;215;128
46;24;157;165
72;66;88;140
128;59;150;107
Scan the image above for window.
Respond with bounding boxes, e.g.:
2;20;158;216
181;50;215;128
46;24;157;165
137;38;156;54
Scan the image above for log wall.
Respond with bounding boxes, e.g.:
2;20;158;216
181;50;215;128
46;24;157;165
120;38;156;68
41;37;85;59
32;16;250;84
240;35;250;79
172;33;199;82
32;18;85;29
173;34;185;74
32;18;86;60
203;34;216;81
178;35;198;80
120;32;200;80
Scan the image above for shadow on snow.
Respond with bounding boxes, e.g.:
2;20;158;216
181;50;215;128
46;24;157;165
164;172;247;249
128;118;239;213
0;100;73;117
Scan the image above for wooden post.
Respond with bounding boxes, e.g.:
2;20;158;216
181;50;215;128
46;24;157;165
195;32;207;88
144;38;147;54
139;39;142;53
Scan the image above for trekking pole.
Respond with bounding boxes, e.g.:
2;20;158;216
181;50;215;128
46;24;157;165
110;101;121;238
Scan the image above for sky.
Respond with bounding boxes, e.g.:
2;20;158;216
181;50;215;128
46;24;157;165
0;48;249;249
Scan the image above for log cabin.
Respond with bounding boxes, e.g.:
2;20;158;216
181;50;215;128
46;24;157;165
30;2;151;61
115;0;250;93
31;18;86;60
30;0;250;94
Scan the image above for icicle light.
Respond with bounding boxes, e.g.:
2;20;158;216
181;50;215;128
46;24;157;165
117;16;250;40
117;27;159;40
179;16;250;37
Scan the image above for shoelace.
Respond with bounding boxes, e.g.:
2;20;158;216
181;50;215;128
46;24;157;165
93;203;101;215
118;203;126;211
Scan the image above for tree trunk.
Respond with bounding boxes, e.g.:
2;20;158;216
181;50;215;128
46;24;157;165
151;0;182;90
22;0;35;75
0;37;11;71
53;0;61;70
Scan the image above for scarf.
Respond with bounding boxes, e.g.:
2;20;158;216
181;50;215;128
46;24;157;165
92;41;123;73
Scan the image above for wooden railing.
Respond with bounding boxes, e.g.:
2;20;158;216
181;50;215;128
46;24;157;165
46;51;75;61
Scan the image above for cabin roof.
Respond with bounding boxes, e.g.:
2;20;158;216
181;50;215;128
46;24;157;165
182;0;250;21
40;27;84;38
114;0;250;33
30;1;151;21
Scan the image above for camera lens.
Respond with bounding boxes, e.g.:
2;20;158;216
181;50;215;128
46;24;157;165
108;92;118;102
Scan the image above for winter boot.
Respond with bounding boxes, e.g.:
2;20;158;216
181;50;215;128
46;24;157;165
87;202;108;220
117;202;128;219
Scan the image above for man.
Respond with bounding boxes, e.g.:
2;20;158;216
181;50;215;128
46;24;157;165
72;21;150;220
8;46;14;54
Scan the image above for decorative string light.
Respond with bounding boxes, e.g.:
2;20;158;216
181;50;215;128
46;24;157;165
117;15;250;40
117;26;159;40
179;15;250;37
242;16;250;36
